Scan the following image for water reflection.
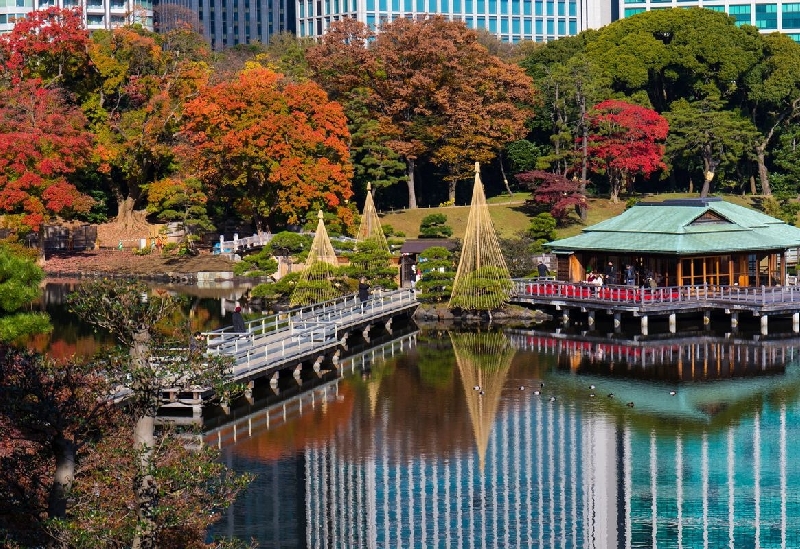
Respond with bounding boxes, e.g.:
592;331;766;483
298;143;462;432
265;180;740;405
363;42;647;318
208;328;800;548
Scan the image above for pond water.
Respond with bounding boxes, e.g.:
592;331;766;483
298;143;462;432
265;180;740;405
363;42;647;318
31;283;800;548
206;325;800;549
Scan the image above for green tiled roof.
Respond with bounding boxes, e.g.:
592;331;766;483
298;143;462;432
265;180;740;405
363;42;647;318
548;198;800;254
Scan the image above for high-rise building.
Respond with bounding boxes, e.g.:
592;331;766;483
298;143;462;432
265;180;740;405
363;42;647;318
0;0;153;33
618;1;800;41
295;0;612;43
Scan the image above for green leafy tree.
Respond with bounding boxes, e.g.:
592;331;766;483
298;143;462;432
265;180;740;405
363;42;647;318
346;238;397;290
145;176;214;253
67;280;242;549
0;246;50;342
234;248;279;277
415;246;456;304
527;212;557;243
499;234;542;278
666;98;760;196
419;214;453;238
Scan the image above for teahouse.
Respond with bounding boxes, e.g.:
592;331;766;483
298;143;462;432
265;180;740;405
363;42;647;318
547;198;800;287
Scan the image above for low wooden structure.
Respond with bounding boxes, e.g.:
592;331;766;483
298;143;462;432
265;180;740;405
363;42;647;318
547;198;800;288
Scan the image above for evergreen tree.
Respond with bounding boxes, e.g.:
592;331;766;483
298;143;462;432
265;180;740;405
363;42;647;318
416;246;456;303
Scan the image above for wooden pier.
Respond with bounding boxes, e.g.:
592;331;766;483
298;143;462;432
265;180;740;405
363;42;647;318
511;279;800;336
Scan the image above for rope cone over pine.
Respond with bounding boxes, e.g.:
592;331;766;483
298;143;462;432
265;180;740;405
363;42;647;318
448;162;513;311
450;330;516;472
356;182;389;252
290;210;340;306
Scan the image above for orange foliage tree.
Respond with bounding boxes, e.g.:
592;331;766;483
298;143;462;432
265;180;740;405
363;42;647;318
181;66;354;231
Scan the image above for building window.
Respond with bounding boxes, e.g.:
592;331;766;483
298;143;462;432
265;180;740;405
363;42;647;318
728;4;751;26
756;3;778;28
783;3;800;27
624;7;645;15
488;0;495;12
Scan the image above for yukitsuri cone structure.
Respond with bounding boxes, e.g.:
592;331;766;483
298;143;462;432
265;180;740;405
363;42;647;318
290;211;340;306
451;330;516;472
448;162;512;311
356;183;389;252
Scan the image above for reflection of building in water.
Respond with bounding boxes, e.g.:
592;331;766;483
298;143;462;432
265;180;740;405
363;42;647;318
510;331;795;380
210;330;800;547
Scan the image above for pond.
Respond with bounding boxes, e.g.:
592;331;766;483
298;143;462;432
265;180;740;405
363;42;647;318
206;323;800;548
31;283;800;548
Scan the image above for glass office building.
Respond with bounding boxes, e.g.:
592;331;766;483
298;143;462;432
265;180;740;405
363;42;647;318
620;0;800;41
296;0;612;43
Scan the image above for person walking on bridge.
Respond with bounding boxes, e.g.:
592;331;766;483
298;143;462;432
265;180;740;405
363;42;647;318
358;277;370;311
231;306;246;333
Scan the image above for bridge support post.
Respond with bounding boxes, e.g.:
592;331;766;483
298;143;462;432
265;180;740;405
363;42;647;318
761;314;769;336
794;312;799;334
362;324;371;343
270;371;279;392
245;381;254;405
313;356;324;376
613;312;621;333
587;310;595;329
385;318;393;334
293;364;303;383
332;349;341;366
561;308;570;326
703;311;711;331
640;315;648;336
731;312;739;331
669;313;676;334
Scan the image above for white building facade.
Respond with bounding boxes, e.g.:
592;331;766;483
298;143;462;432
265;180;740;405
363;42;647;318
0;0;152;32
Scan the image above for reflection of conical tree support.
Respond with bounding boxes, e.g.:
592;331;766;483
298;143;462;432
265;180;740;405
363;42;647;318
449;162;512;311
450;331;516;472
356;183;389;252
364;358;395;417
290;211;340;306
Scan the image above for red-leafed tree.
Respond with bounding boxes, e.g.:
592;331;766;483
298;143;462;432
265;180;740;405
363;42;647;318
0;79;93;234
0;7;91;89
516;170;587;224
585;99;668;203
181;66;354;231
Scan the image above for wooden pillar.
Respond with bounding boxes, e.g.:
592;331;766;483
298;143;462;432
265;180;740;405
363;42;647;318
703;310;711;331
761;314;769;336
669;313;676;334
561;308;570;326
587;310;595;329
641;315;649;336
731;312;739;331
793;312;799;334
613;312;621;333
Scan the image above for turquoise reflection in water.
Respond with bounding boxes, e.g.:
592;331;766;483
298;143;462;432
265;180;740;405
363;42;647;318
209;330;800;548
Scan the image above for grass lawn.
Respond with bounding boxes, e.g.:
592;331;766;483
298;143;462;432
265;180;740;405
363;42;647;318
377;192;767;242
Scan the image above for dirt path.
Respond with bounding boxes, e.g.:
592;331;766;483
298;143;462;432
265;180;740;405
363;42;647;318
43;249;236;278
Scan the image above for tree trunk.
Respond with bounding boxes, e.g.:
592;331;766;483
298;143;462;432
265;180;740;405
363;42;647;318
117;196;137;227
499;155;513;195
701;169;714;198
48;435;76;519
406;158;417;209
755;143;772;196
448;180;456;203
609;170;621;204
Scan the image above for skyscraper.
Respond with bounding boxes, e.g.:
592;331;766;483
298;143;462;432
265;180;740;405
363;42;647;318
0;0;153;32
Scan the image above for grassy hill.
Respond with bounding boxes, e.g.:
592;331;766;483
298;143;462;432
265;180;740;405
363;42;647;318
377;192;762;241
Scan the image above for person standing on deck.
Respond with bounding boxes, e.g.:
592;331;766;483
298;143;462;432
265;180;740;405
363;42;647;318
605;262;616;285
231;306;246;333
359;277;370;311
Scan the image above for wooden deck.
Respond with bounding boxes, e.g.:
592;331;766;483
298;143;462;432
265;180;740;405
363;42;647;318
510;279;800;335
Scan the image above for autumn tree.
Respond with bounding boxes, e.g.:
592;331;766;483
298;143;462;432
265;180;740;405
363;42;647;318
181;66;354;232
585;99;668;202
0;7;91;90
516;170;587;224
0;79;94;236
88;26;211;225
307;17;536;208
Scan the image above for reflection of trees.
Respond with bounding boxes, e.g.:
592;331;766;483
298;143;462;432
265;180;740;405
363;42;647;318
450;330;516;471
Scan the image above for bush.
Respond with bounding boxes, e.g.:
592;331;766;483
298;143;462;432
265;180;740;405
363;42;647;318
419;214;453;238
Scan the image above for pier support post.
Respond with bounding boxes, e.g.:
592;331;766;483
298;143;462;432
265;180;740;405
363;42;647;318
761;314;769;336
613;312;621;334
731;312;739;331
794;312;799;334
313;356;324;376
332;349;341;366
587;310;595;329
385;318;393;333
245;381;254;405
669;313;676;334
293;364;303;382
561;308;570;326
362;324;371;343
640;315;649;336
703;311;711;331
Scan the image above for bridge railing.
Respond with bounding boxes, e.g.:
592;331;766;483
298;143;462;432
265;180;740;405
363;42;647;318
512;279;800;306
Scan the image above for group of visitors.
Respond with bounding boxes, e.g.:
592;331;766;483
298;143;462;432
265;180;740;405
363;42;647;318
587;261;659;289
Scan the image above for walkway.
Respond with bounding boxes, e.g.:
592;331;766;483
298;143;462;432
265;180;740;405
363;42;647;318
202;288;418;386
